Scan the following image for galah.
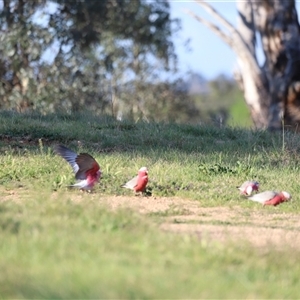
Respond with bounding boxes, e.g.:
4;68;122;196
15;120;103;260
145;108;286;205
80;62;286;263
237;181;259;196
122;167;148;193
55;144;101;191
248;191;291;206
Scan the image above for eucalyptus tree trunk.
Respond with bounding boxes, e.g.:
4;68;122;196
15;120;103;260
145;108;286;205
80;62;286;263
250;1;300;130
235;1;270;128
189;0;300;130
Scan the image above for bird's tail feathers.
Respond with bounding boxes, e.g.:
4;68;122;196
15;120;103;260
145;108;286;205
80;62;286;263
121;183;132;189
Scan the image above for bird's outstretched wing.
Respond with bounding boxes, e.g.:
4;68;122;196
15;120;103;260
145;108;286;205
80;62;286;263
75;153;100;180
55;144;79;174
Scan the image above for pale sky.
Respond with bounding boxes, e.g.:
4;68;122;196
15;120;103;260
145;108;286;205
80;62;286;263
171;1;300;80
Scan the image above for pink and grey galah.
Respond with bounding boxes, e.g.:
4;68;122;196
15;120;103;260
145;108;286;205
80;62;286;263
237;181;259;196
122;167;148;193
55;144;101;191
247;191;291;206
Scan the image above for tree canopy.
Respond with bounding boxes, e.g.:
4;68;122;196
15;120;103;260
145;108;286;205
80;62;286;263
0;0;187;121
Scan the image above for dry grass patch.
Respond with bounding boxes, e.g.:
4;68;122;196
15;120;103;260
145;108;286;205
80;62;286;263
4;188;299;250
46;191;300;250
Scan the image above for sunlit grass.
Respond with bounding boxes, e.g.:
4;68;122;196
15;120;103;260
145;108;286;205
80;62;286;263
0;193;300;298
1;110;300;298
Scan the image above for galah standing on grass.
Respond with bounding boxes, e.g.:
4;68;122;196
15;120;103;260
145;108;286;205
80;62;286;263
55;144;101;191
122;167;148;193
248;191;291;206
237;181;259;196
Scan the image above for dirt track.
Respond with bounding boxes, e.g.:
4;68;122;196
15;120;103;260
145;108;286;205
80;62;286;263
2;189;300;249
101;195;300;249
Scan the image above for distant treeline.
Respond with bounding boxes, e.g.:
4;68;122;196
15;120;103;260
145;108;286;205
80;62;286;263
0;0;249;126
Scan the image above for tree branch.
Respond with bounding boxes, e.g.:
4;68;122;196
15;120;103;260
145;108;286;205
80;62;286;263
192;0;261;75
236;1;257;56
185;9;233;47
195;0;237;36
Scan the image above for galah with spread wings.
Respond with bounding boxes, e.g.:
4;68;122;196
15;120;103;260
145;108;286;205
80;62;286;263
248;191;291;206
122;167;148;193
55;144;101;191
237;181;259;196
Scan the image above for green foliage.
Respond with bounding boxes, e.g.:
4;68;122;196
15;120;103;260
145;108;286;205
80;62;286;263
52;0;176;62
190;74;250;126
228;92;252;128
0;1;255;126
199;161;255;177
0;0;180;118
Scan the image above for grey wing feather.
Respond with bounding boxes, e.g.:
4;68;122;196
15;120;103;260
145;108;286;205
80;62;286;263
248;191;277;203
122;176;138;190
55;144;79;174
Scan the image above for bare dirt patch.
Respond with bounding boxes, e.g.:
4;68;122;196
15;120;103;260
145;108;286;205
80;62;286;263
99;195;300;249
2;189;300;249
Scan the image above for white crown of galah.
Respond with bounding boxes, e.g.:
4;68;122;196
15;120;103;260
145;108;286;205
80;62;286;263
281;191;291;199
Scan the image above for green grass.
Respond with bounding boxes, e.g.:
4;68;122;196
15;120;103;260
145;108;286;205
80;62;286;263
1;110;300;298
228;96;252;128
0;194;299;299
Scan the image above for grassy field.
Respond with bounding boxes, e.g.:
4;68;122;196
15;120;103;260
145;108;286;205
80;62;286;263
1;110;300;298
